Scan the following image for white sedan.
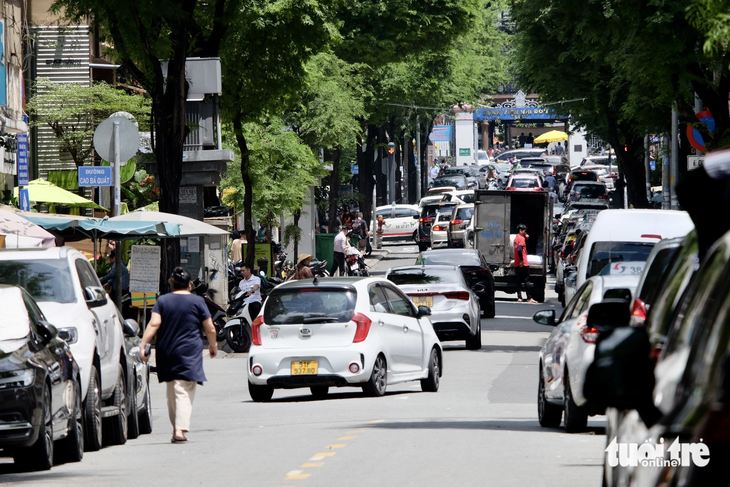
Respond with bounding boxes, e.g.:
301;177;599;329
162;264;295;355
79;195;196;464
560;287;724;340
247;277;443;401
534;273;640;432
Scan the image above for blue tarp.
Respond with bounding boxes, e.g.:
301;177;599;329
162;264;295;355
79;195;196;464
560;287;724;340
21;216;180;240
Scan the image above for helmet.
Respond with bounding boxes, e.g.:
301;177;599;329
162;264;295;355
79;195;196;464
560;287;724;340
285;260;294;267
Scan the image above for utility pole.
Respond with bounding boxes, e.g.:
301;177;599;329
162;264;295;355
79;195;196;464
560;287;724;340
416;114;422;199
644;135;651;202
662;135;670;210
388;142;396;204
670;107;679;210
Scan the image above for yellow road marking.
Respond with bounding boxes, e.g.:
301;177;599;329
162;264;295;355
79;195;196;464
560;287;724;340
285;474;311;480
313;452;337;457
346;429;365;434
337;436;357;440
327;444;346;449
369;419;386;423
301;463;324;468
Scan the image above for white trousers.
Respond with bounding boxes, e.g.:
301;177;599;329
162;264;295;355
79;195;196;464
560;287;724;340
166;380;197;432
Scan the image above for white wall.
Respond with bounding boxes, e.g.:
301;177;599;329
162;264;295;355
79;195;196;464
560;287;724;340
454;111;475;166
568;126;588;168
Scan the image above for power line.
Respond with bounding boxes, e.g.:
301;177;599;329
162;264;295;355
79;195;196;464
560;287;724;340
382;102;451;111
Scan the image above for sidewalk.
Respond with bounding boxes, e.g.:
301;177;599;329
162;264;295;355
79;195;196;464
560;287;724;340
364;247;390;269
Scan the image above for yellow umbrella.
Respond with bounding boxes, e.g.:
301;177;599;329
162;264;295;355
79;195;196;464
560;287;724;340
15;179;108;211
534;130;568;143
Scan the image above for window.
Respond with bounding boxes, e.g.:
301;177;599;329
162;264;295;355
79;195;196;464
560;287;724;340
570;282;594;319
76;259;101;291
0;259;76;303
369;285;391;313
383;286;415;317
387;268;460;286
0;287;31;341
263;289;357;324
456;207;475;220
558;282;586;322
510;178;539;189
376;209;393;220
588;241;656;278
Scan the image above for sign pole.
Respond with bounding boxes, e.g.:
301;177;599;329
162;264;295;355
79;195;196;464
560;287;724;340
113;121;121;217
416;114;422;199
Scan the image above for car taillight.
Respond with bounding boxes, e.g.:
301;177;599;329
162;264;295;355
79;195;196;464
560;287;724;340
580;325;599;343
451;219;463;225
533;187;543;191
419;217;434;223
506;187;517;191
600;195;609;199
443;291;470;300
251;315;264;346
352;313;372;343
433;225;444;231
630;299;647;327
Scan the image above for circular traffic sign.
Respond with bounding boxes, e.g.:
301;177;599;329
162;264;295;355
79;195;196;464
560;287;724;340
687;109;714;153
93;116;140;164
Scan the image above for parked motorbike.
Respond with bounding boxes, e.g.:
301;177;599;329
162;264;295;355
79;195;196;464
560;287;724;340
273;252;288;279
192;278;227;341
309;259;330;277
345;247;369;276
224;288;256;353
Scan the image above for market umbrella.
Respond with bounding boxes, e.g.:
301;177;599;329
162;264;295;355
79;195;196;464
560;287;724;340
0;208;57;248
534;130;568;143
14;179;108;211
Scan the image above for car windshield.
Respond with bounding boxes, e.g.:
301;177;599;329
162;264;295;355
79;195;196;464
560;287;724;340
421;252;481;266
433;177;465;188
387;268;459;285
0;287;31;341
588;242;656;278
422;204;455;218
444;168;468;175
456;207;474;220
638;246;681;303
456;193;475;203
571;171;598;181
573;184;606;197
263;289;357;324
0;260;76;303
495;163;512;172
511;178;539;188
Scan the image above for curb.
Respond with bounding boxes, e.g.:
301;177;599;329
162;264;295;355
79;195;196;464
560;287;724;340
365;248;391;268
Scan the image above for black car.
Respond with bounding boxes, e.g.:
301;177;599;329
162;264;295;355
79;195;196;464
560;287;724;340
432;174;469;190
416;249;496;317
416;202;458;252
0;285;83;471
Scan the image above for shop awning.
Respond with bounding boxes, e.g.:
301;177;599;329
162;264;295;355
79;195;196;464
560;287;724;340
110;211;229;237
0;208;57;248
21;216;180;241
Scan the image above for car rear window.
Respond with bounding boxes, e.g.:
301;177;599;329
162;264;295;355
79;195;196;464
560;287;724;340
456;193;475;203
433;176;466;188
422;204;455;218
387;268;459;285
263;289;357;324
455;207;474;220
571;171;598;181
0;287;31;341
511;178;539;188
0;260;77;303
603;288;633;301
588;242;656;278
421;252;481;266
573;184;606;197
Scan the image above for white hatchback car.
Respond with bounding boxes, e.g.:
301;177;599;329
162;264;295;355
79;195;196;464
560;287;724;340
534;273;640;432
247;277;443;401
373;204;420;243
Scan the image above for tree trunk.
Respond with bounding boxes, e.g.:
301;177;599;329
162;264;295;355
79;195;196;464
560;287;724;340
327;148;342;233
358;124;377;224
232;116;256;266
607;117;650;209
376;126;387;206
293;210;301;258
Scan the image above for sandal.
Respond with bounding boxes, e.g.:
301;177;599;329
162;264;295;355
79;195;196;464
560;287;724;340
527;299;538;304
517;298;524;302
171;436;188;443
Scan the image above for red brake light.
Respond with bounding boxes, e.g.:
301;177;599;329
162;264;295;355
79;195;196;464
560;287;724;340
630;299;647;327
433;225;444;231
451;219;463;225
580;325;599;343
506;187;517;191
419;217;434;223
443;291;470;300
251;315;264;346
352;313;372;343
641;234;662;240
533;187;543;191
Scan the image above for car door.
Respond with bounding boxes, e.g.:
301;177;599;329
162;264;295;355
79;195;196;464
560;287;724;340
382;284;424;373
556;282;594;390
367;284;403;374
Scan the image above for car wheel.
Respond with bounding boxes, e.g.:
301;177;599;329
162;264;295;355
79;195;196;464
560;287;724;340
103;364;128;446
83;365;103;452
226;323;251;353
310;386;329;398
57;380;84;463
465;319;482;350
248;381;274;402
138;371;153;435
15;385;53;471
215;316;227;341
363;354;387;397
564;368;588;433
420;348;440;392
127;375;140;440
538;366;562;428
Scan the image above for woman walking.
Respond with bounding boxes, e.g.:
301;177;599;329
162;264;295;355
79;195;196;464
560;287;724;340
140;267;218;443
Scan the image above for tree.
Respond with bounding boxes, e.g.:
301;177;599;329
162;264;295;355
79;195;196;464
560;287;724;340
53;0;233;285
25;79;150;167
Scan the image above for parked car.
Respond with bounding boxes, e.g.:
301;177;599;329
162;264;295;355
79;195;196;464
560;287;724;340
120;319;153;439
566;181;609;206
429;206;454;250
415;248;496;317
417;202;458;252
0;247;129;452
387;266;481;349
448;204;475;248
506;174;544;191
373;204;420;243
534;273;639;432
246;277;443;401
0;285;83;470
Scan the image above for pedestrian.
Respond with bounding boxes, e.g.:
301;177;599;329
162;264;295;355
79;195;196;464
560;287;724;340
352;212;368;251
488;147;495;158
514;224;537;303
238;263;263;318
556;142;564;155
100;250;129;295
139;267;218;444
230;230;244;262
331;226;348;276
375;214;385;249
429;162;439;186
291;254;314;280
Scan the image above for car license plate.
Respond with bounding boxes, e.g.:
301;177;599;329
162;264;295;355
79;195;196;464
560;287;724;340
412;296;433;307
291;360;318;375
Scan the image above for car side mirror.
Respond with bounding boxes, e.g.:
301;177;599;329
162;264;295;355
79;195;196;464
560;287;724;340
84;286;108;309
417;305;432;319
587;300;631;331
533;309;556;326
123;319;140;338
36;320;58;343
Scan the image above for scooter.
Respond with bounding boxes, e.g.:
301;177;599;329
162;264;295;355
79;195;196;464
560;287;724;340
486;177;499;190
223;288;256;353
192;279;227;341
309;259;330;277
345;247;369;276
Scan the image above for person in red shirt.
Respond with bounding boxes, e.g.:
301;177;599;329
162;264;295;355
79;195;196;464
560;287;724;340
514;224;537;303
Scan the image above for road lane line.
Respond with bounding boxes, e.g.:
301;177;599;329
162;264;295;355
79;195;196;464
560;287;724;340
313;452;337;457
286;470;303;476
285;474;311;480
337;436;357;440
326;444;346;449
494;315;534;320
369;419;386;423
301;463;325;468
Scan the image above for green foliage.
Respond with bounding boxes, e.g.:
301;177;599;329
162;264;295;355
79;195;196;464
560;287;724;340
120;169;159;211
25;79;150;167
282;224;302;248
686;0;730;54
1;189;18;207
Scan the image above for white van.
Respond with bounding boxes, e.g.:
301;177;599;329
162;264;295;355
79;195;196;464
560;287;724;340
574;210;694;290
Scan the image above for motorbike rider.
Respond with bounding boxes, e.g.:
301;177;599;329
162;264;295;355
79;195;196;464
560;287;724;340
238;263;263;318
484;165;499;183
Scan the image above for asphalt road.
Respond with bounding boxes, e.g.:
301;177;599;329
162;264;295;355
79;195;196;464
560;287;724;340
1;243;607;486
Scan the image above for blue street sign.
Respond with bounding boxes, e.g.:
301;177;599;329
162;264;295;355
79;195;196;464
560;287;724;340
650;160;656;171
78;166;113;187
19;188;29;211
17;133;29;186
351;165;359;175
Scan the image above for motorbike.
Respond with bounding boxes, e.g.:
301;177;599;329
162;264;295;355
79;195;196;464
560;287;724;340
223;288;258;353
486;177;499;190
192;278;227;341
345;247;369;276
309;259;330;277
273;252;288;279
